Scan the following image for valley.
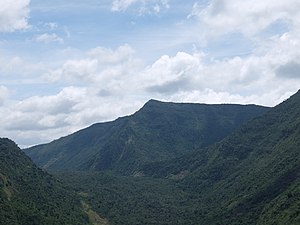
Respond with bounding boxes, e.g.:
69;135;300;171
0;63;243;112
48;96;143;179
1;91;300;224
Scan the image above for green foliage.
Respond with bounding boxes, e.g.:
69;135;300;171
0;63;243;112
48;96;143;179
145;91;300;224
57;171;195;225
19;92;300;224
25;100;268;175
54;91;300;225
0;138;89;225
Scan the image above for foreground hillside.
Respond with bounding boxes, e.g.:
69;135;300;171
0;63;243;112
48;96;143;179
174;90;300;224
26;100;268;174
58;91;300;225
0;138;89;225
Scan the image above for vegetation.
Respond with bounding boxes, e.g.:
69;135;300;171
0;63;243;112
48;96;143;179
25;100;268;175
0;138;89;225
53;91;300;225
57;171;193;225
18;92;300;224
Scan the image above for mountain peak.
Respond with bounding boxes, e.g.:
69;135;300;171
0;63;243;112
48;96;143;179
25;100;269;174
143;99;165;106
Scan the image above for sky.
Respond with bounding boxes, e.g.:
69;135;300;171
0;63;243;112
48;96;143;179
1;0;300;147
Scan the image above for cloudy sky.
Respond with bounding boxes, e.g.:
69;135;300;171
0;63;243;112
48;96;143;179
1;0;300;147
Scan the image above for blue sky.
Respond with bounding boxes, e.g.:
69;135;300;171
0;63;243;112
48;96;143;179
1;0;300;147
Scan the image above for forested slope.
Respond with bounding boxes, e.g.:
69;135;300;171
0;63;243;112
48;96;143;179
0;138;89;225
26;100;268;175
58;91;300;225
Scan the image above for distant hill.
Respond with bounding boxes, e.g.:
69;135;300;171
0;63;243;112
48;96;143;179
25;100;269;174
56;91;300;225
0;138;89;225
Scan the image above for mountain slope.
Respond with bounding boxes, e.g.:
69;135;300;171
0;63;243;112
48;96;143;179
22;92;300;225
140;91;300;224
56;91;300;225
0;138;89;225
25;100;269;174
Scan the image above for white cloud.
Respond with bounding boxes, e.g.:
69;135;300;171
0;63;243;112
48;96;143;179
3;0;300;147
112;0;138;11
189;0;300;37
165;88;293;108
0;86;9;105
15;86;87;115
35;33;64;44
2;0;300;149
142;52;203;93
0;85;145;147
87;44;135;64
45;44;143;92
0;0;30;32
111;0;170;14
1;86;88;139
45;59;98;82
43;22;58;30
140;29;300;106
3;36;300;147
276;61;300;79
0;56;43;76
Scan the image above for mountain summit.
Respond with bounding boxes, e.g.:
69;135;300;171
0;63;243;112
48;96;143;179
25;100;269;174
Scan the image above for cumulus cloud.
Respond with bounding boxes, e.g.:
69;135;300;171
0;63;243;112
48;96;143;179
143;52;203;93
3;35;300;147
112;0;170;14
140;29;300;105
276;62;300;79
45;59;98;82
0;55;47;90
16;86;86;115
1;86;87;134
87;44;135;64
45;44;143;93
112;0;139;11
189;0;300;37
0;0;30;32
2;0;300;148
35;33;64;44
0;84;145;147
44;37;300;110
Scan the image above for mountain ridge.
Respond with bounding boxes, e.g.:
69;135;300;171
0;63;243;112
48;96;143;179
56;91;300;225
162;90;300;224
25;99;269;174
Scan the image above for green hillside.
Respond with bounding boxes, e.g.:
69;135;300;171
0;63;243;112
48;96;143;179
25;100;268;175
178;89;300;224
57;91;300;225
0;138;89;225
139;90;300;224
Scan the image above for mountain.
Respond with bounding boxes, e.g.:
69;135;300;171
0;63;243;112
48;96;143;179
25;100;269;174
0;138;89;225
57;91;299;225
139;90;300;224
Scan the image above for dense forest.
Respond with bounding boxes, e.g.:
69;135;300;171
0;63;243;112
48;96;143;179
53;91;300;224
0;138;89;225
26;101;268;174
1;91;300;224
